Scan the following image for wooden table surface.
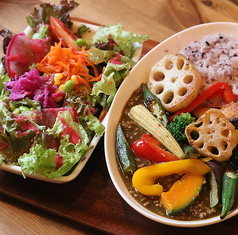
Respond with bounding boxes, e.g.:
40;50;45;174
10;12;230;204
1;0;238;234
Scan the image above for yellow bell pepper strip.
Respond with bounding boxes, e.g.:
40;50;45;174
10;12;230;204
170;82;237;121
132;159;210;196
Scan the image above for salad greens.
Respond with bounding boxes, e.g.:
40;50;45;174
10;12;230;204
92;55;136;105
0;0;148;178
92;23;147;58
26;0;79;29
18;110;91;178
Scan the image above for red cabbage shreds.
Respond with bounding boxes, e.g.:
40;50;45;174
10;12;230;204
6;33;50;78
33;85;60;108
5;69;60;108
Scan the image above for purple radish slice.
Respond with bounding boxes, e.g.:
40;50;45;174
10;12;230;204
6;33;50;78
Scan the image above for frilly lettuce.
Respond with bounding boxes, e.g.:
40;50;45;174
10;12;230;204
89;48;115;65
32;25;49;39
90;24;148;108
0;103;104;178
0;73;9;93
91;55;136;105
18;137;90;178
18;110;91;178
26;0;79;29
0;100;42;163
92;23;149;58
46;109;89;145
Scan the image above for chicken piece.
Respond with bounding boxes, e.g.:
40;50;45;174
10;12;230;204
185;108;237;162
220;101;238;120
148;54;202;113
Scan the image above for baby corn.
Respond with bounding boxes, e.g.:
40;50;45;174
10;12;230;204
129;104;184;159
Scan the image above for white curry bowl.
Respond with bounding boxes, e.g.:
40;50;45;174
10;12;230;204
104;22;238;227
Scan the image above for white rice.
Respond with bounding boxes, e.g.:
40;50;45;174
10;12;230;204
180;33;238;95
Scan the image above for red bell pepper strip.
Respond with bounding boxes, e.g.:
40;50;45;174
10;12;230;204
131;134;178;163
170;82;237;121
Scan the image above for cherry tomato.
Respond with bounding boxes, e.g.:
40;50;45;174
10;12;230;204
50;16;80;49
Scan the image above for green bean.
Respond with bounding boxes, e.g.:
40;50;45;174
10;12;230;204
141;83;168;127
220;170;238;219
116;124;136;175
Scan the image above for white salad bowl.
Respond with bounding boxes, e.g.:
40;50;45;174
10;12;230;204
104;22;238;227
0;19;142;183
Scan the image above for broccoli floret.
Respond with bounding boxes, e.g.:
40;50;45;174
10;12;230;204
168;113;196;144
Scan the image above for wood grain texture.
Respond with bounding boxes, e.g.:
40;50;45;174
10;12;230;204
0;194;103;235
1;0;238;234
167;0;202;28
191;0;238;22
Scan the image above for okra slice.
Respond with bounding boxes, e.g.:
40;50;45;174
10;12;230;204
116;124;136;175
220;170;238;219
141;83;168;127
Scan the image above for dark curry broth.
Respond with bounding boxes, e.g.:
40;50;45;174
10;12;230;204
118;86;238;221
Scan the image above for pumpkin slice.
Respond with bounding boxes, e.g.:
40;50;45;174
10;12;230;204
161;172;205;215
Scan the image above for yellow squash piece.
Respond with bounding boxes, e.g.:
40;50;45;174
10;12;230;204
161;172;205;215
132;159;210;197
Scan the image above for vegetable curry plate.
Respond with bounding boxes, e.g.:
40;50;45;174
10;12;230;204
0;2;147;183
105;22;238;227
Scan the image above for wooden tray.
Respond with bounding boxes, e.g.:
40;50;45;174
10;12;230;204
1;39;238;235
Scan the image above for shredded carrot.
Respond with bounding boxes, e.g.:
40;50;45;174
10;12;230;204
36;41;101;88
75;76;92;90
98;107;109;122
88;74;102;82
